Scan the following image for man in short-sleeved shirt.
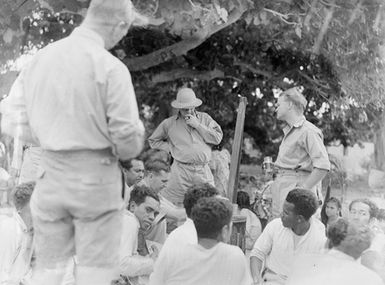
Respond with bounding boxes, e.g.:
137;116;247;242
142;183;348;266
148;88;223;206
250;189;326;285
271;87;330;217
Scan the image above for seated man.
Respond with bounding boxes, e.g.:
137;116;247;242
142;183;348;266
159;183;219;253
142;160;186;243
286;218;384;285
250;188;326;285
120;158;145;206
149;197;252;285
349;198;385;279
0;182;35;284
119;185;160;283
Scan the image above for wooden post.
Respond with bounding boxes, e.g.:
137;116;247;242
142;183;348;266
227;97;248;203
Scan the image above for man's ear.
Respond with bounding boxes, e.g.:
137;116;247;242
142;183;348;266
129;201;137;212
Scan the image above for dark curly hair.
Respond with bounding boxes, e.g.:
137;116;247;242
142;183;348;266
349;198;379;219
11;181;36;210
129;185;159;206
144;159;170;175
286;188;318;220
191;197;233;239
327;218;349;248
236;191;251;210
377;209;385;221
183;183;219;218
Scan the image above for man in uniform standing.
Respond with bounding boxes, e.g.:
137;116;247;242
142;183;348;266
148;88;223;206
0;1;145;284
271;87;330;218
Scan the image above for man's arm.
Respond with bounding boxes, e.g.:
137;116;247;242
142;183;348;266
302;129;330;189
148;120;171;153
106;64;144;160
0;72;38;145
188;113;223;145
120;215;155;277
250;256;264;284
301;168;328;190
249;220;275;284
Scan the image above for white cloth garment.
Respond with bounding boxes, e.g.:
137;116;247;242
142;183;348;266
250;217;327;282
149;242;252;285
0;208;33;284
160;218;197;254
119;210;154;278
286;249;384;285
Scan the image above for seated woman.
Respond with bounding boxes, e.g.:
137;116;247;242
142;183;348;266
236;191;262;251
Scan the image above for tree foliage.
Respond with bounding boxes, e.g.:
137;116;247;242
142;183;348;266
1;0;384;160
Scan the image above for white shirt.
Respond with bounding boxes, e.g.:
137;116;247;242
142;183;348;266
0;209;33;284
0;26;144;160
149;242;252;285
250;218;326;278
120;210;154;278
161;218;197;252
286;249;384;285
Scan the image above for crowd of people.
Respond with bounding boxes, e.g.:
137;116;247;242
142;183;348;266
0;0;384;284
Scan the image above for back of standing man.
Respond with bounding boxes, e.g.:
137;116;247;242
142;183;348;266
1;1;146;284
148;88;223;206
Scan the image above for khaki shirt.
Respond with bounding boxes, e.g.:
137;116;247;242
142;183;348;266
1;27;144;160
148;112;222;164
275;117;330;171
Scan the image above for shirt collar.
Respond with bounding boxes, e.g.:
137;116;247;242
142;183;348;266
282;116;306;134
71;26;105;48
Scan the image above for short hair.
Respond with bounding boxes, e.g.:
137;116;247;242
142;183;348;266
280;87;307;113
144;159;170;175
191;197;233;239
326;197;342;210
11;181;36;210
349;198;379;219
86;0;140;26
129;185;159;206
236;191;251;210
120;158;143;172
286;188;318;220
327;218;371;251
183;184;219;217
377;209;385;221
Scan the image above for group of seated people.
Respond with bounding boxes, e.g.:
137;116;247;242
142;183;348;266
1;155;385;285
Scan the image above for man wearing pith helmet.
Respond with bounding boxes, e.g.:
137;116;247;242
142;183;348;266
149;87;223;206
271;87;330;218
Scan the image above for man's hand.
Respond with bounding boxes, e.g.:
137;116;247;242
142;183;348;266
149;245;159;260
185;115;200;129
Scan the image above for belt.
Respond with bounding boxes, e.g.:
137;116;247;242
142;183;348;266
276;167;310;175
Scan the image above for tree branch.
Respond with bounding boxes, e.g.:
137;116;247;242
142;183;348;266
123;1;248;71
150;68;225;84
312;1;335;54
348;0;363;25
233;60;272;78
303;0;318;31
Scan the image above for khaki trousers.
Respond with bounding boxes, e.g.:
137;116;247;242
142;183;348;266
29;149;123;285
162;161;214;206
271;170;322;218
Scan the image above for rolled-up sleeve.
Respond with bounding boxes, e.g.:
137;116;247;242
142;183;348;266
148;120;171;153
195;114;223;145
305;130;330;171
106;64;144;160
250;220;274;261
0;73;37;144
